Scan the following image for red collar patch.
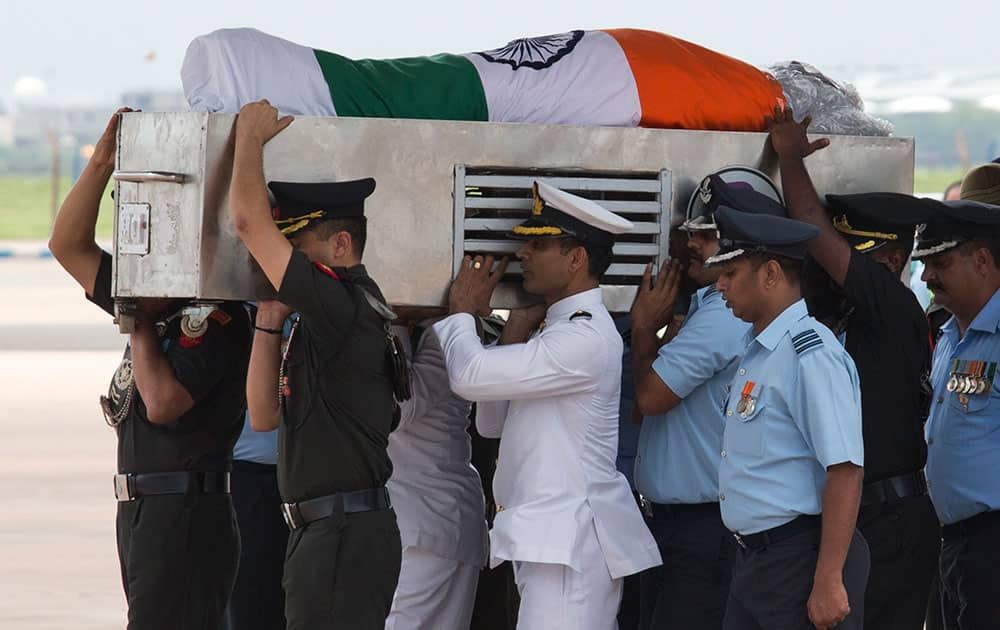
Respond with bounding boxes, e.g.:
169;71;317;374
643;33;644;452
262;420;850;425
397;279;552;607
313;262;341;280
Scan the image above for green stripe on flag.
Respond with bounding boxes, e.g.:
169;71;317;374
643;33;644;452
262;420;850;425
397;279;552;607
314;50;488;121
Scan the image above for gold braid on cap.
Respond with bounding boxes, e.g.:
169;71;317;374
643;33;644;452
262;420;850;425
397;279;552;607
275;211;326;235
512;225;564;236
833;215;898;242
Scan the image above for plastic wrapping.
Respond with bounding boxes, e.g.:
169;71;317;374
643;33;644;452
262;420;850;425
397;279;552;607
771;61;893;137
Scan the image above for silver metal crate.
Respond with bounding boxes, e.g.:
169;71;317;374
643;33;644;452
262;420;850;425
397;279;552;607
112;113;914;312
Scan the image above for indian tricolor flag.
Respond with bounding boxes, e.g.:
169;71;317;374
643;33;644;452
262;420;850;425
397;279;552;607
183;28;785;131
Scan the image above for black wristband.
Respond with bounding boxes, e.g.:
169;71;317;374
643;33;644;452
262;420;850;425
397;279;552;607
254;325;282;335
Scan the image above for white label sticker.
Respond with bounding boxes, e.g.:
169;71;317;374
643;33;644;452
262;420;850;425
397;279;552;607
118;203;150;255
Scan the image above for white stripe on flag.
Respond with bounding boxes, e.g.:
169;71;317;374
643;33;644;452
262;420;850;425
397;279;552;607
464;30;640;127
182;28;337;116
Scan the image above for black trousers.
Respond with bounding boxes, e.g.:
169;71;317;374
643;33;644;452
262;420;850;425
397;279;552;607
857;494;940;630
116;493;240;630
940;510;1000;630
724;526;869;630
619;570;642;630
282;506;402;630
470;562;521;630
639;503;736;630
924;568;948;630
228;460;288;630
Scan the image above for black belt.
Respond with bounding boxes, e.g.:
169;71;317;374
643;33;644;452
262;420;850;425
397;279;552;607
942;510;1000;541
649;501;720;519
114;471;230;502
732;514;821;551
281;487;391;531
861;471;928;508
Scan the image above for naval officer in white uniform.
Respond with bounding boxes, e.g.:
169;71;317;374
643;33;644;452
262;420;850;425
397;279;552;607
432;181;662;630
385;315;489;630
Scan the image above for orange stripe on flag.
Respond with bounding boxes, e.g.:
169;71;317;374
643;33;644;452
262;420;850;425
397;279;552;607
604;29;785;131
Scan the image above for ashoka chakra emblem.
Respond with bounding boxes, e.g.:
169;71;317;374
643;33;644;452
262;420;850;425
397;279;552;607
477;31;585;70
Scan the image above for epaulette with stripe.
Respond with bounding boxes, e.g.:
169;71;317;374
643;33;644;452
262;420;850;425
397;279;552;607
791;329;824;355
569;310;593;322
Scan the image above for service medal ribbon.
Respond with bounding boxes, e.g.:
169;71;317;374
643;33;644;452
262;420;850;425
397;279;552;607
737;380;756;417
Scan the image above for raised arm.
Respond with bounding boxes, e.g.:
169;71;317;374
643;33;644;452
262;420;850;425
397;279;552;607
49;108;132;294
767;106;851;287
630;260;683;415
434;313;606;402
246;301;293;431
129;301;195;425
464;304;545;432
229;100;295;291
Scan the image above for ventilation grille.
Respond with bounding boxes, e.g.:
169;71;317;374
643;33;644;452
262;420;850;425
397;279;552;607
453;166;671;286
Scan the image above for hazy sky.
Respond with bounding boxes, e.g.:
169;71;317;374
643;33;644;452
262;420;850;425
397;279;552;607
3;0;994;108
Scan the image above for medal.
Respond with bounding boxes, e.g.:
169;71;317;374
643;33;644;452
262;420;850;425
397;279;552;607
101;351;135;428
737;380;756;418
973;361;986;394
112;358;133;400
982;362;997;394
948;360;960;393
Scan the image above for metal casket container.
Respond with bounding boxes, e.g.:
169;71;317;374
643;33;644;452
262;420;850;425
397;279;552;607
113;112;914;310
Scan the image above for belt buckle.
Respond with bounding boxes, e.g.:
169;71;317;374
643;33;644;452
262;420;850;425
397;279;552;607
281;503;300;530
733;533;747;550
114;474;134;502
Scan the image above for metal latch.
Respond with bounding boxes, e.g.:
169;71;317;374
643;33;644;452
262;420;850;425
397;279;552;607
113;171;188;184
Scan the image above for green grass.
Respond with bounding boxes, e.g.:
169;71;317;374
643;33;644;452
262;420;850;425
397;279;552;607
914;168;966;197
0;176;115;240
0;169;973;240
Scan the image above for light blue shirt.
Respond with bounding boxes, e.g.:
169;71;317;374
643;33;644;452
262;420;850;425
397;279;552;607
925;287;1000;524
635;287;751;504
233;414;278;465
720;299;864;535
615;315;641;490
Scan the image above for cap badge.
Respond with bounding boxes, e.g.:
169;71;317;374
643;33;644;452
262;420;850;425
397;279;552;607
532;182;544;216
698;176;713;205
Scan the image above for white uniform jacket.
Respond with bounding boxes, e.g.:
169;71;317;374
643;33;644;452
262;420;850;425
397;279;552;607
387;324;489;568
432;289;661;579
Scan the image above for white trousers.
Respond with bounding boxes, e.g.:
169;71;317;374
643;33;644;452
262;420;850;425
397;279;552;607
384;546;480;630
512;528;623;630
